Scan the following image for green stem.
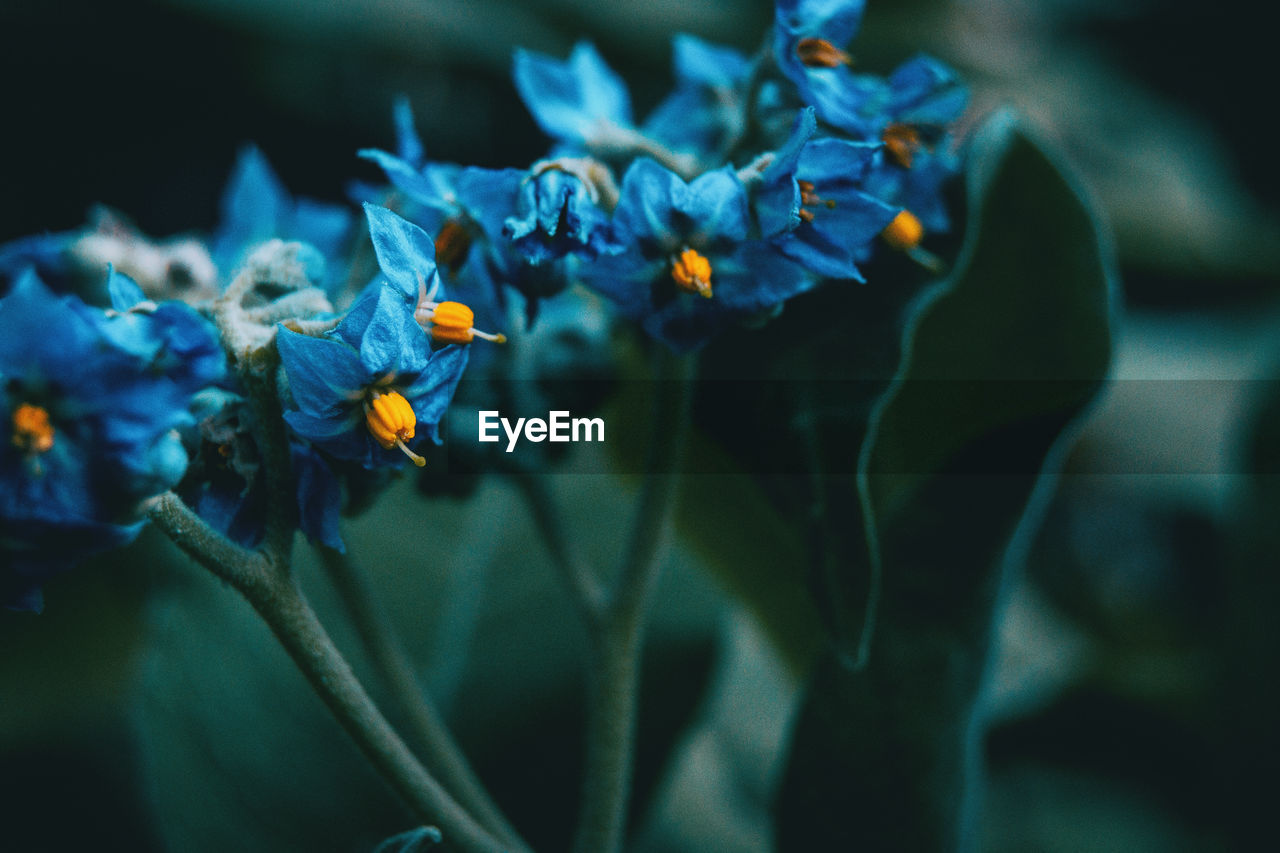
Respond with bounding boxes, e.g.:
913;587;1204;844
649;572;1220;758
574;616;643;853
145;492;265;587
246;573;508;853
149;496;511;853
570;350;695;853
318;546;528;851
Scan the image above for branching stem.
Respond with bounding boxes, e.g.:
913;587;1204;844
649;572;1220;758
148;494;511;853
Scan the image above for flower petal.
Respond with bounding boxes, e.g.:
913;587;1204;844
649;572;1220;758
513;41;633;144
276;327;366;416
364;203;439;299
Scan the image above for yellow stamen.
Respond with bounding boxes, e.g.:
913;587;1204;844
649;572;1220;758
429;301;477;345
416;299;507;345
363;390;426;467
882;210;925;252
11;403;54;455
796;38;852;69
671;248;713;298
881;123;922;169
434;220;473;274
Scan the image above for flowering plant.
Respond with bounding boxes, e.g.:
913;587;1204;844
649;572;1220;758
0;1;1113;851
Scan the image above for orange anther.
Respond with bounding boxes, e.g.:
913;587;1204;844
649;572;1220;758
671;248;713;298
434;221;473;274
796;38;852;69
882;123;922;169
11;403;54;455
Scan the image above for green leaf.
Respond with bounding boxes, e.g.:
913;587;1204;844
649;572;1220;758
775;109;1116;851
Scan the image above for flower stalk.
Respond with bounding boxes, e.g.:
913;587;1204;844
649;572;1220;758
570;349;695;853
147;492;514;853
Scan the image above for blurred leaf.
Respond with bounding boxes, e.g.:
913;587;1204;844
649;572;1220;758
775;109;1116;851
632;613;798;853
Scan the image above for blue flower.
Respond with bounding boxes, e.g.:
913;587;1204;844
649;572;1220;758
880;54;968;130
212;145;354;287
98;270;228;411
863;55;968;235
773;0;886;137
503;160;619;265
1;270;224;610
754;109;899;279
513;41;633;150
579;158;811;351
360;145;519;294
643;34;754;163
0;231;75;295
360;136;564;326
277;281;468;470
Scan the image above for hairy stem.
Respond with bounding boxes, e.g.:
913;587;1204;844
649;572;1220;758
571;350;695;853
318;546;528;851
240;569;510;853
148;510;511;851
574;617;643;853
146;491;266;588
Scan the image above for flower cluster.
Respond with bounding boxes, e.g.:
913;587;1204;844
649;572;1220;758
0;0;968;603
0;269;223;610
357;0;967;351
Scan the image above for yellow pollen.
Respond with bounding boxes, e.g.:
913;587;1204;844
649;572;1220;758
364;390;426;467
796;38;852;69
12;403;54;455
882;210;925;251
882;123;922;169
671;248;713;298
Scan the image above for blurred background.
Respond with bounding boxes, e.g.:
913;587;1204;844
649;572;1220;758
3;0;1279;850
